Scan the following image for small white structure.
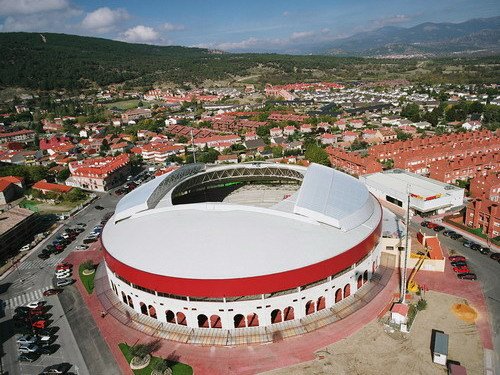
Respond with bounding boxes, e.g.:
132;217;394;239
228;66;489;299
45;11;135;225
432;331;449;366
391;303;409;325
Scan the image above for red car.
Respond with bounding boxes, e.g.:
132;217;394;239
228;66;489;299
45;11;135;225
453;266;470;273
56;263;72;271
32;320;48;329
426;222;438;229
43;288;63;296
449;255;466;262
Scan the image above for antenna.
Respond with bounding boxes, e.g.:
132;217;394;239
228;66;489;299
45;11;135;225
401;183;411;304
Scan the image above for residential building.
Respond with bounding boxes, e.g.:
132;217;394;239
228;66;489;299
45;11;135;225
465;198;499;238
0;130;36;144
66;154;131;192
32;180;73;195
470;173;500;202
0;206;38;260
376;127;398;143
0;176;24;204
326;147;382;176
216;154;239;164
121;108;152;123
270;127;283;137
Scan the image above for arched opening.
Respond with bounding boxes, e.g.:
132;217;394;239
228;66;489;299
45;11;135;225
247;313;259;327
335;288;343;303
165;310;175;324
363;270;369;283
283;306;295;321
210;315;222;329
271;309;282;324
233;314;246;328
305;300;315;315
317;296;326;311
176;312;187;326
344;284;351;298
140;302;148;315
197;314;209;328
127;295;134;309
121;291;127;304
148;305;157;319
357;275;363;289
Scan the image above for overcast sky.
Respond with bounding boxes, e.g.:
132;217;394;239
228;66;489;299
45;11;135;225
0;0;498;52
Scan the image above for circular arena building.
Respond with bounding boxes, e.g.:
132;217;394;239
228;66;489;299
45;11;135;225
102;162;387;335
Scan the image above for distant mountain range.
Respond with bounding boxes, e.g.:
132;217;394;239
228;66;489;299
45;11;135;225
318;16;500;57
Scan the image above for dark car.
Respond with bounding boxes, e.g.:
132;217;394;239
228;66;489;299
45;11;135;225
450;233;463;240
38;253;50;260
433;225;445;232
43;288;63;296
41;363;70;374
490;253;500;261
95;205;104;210
451;261;467;267
457;273;477;280
479;247;491;255
443;230;455;237
15;306;31;314
420;221;429;227
18;353;39;362
470;243;482;251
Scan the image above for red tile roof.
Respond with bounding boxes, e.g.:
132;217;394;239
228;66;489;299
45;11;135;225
32;180;73;193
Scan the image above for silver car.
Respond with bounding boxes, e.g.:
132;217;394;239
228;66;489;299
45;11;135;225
19;343;39;353
16;335;36;345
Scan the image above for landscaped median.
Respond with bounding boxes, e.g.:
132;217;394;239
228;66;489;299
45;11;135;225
119;342;193;375
79;260;96;294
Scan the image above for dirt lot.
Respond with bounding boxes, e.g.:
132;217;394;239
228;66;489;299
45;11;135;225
264;291;483;375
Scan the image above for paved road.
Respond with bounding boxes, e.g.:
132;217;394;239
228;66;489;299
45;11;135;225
416;221;500;374
0;189;122;375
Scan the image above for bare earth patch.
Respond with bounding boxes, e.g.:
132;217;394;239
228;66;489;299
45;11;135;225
263;291;483;375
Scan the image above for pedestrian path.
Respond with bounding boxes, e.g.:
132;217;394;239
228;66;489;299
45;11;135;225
1;286;53;310
15;256;64;271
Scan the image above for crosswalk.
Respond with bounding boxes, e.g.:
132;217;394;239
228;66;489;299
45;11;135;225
1;286;53;310
15;256;65;271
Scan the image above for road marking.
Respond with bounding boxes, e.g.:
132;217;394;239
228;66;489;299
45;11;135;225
1;286;52;310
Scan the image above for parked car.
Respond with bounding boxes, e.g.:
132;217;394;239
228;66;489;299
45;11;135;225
18;343;39;353
450;233;463;240
95;205;104;210
20;244;31;252
38;253;50;260
55;271;71;279
32;320;48;329
443;230;455;237
457;273;477;280
26;301;44;309
41;364;69;374
43;288;63;296
75;245;88;251
433;225;445;232
83;237;97;244
451;261;467;267
453;266;470;273
76;222;86;227
449;255;466;262
462;241;475;248
471;243;482;251
56;279;74;287
16;335;37;345
420;220;429;227
479;247;491;255
18;353;38;362
56;262;72;270
490;253;500;261
426;222;439;229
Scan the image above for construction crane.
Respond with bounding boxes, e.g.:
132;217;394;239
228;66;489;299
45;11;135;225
407;249;430;293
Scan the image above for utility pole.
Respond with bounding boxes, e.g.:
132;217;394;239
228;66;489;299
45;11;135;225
401;184;411;304
190;129;196;164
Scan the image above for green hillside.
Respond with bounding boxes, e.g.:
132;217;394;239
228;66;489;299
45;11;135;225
0;32;498;90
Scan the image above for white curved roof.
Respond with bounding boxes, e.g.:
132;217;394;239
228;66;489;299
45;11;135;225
103;163;383;279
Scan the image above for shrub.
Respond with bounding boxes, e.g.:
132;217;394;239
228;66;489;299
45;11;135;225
416;299;427;311
81;260;94;271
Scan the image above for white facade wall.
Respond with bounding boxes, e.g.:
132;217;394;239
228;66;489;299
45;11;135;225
107;242;383;330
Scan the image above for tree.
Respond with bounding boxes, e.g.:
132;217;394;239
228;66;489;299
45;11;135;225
57;168;70;182
304;144;330;166
64;188;86;202
401;103;421;122
395;130;412;141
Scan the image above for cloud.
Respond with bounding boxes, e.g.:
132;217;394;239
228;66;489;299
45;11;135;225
0;7;82;32
162;22;185;31
122;25;160;43
290;31;315;41
81;7;129;33
371;14;411;28
0;0;70;16
283;11;290;17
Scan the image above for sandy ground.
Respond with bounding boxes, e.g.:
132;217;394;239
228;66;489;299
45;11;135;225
264;291;483;375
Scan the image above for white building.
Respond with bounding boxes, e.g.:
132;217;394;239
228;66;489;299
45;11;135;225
360;169;465;216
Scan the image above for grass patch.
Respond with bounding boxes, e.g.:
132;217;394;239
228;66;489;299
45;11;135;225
78;262;95;294
118;343;193;375
103;99;141;110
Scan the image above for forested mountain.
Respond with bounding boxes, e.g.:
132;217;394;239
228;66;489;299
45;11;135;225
0;32;498;91
320;17;500;56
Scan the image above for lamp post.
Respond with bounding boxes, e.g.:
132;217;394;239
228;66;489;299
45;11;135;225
401;185;411;304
